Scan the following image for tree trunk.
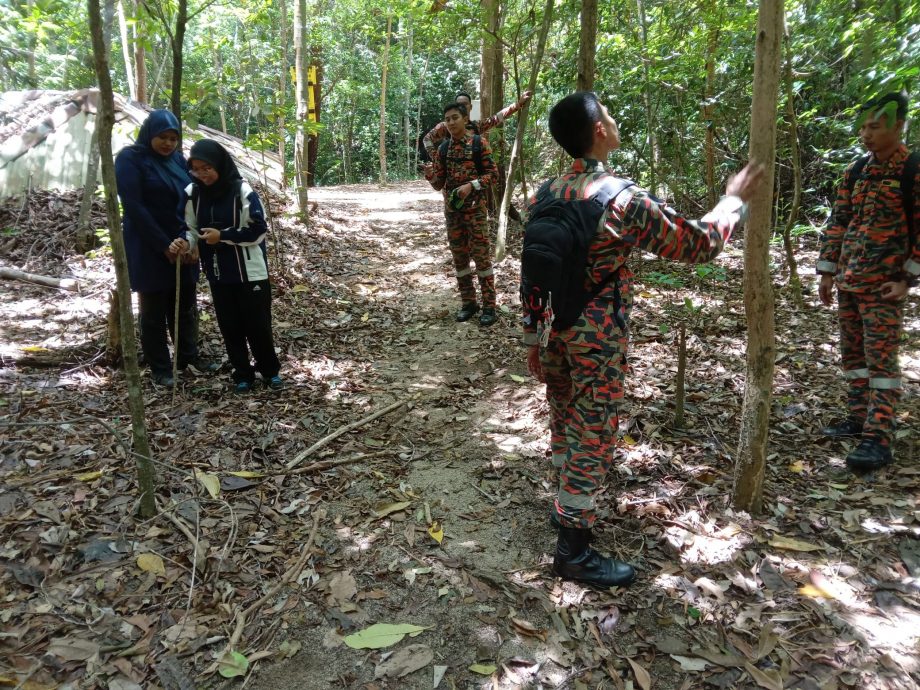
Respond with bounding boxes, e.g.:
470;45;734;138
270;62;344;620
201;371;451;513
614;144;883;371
308;46;322;186
212;45;228;133
87;0;157;519
576;0;597;90
277;0;288;188
414;51;430;171
636;0;658;194
77;122;100;253
703;0;719;208
781;26;802;305
494;0;553;262
134;0;147;102
403;21;413;176
293;0;310;215
378;14;392;185
169;0;188;120
116;0;136;100
732;0;782;514
480;0;501;117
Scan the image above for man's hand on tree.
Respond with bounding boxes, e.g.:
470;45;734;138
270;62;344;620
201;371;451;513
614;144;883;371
725;161;766;202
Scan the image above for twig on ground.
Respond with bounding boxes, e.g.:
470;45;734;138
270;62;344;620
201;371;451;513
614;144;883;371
285;399;410;468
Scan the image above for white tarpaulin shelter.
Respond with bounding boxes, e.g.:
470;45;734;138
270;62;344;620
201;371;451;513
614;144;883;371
0;89;284;200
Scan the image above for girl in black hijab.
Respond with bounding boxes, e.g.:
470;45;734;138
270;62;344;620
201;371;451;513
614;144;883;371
181;139;282;393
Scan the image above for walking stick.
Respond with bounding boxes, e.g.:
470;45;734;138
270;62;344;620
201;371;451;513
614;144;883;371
172;255;181;404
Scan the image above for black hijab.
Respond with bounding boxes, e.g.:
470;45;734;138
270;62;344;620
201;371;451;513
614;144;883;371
128;109;190;199
188;139;243;200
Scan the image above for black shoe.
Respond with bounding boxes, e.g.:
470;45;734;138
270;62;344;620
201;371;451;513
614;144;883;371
479;308;497;327
552;526;636;588
846;439;893;472
455;303;480;322
152;372;175;387
820;418;864;438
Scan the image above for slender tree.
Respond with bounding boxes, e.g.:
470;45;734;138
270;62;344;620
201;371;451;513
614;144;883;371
134;0;147;102
733;0;782;513
780;22;803;305
576;0;597;90
294;0;310;214
494;0;553;261
87;0;157;519
378;13;392;185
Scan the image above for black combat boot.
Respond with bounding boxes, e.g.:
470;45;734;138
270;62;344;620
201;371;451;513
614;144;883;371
479;308;497;327
553;526;636;588
820;418;864;438
455;303;480;322
846;439;893;472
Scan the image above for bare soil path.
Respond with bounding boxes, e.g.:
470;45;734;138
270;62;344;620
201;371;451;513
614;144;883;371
1;181;919;690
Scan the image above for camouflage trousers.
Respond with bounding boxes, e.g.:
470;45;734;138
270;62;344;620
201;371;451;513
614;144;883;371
838;289;903;446
542;313;628;529
445;203;495;308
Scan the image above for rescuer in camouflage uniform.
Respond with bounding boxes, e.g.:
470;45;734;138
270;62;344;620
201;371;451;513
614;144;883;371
425;102;499;327
817;92;920;472
422;90;532;161
525;92;763;588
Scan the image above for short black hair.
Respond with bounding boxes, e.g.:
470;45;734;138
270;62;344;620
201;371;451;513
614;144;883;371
455;91;473;103
443;101;469;118
860;92;908;121
548;92;604;158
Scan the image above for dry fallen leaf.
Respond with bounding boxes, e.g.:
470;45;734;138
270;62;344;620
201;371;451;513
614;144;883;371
136;553;166;576
626;657;651;690
427;521;444;544
767;535;822;552
373;643;433;679
196;471;220;498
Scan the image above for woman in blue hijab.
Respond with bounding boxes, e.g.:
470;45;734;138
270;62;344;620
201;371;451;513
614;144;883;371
115;109;214;387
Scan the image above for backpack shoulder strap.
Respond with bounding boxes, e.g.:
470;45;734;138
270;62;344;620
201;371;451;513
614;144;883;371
901;151;919;242
846;153;871;196
438;138;449;162
591;175;637;208
472;134;484;177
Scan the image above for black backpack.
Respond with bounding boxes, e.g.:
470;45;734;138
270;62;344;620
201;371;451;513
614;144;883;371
846;150;919;242
438;135;485;177
521;175;636;332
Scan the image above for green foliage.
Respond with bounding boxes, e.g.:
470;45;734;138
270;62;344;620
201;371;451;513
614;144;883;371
644;271;685;289
6;0;919;207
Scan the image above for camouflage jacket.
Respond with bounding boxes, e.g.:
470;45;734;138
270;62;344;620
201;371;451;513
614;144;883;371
422;99;523;161
428;133;498;200
817;145;920;291
522;158;747;347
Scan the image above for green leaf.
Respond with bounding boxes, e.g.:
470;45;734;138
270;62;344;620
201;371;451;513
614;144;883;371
509;374;528;383
469;663;497;675
343;623;428;649
218;650;249;678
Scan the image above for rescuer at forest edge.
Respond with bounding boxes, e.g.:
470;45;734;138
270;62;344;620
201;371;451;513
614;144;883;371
817;92;920;472
421;90;532;162
425;101;500;326
527;92;764;588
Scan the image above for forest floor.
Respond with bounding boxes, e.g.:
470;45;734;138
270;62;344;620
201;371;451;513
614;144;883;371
1;180;919;690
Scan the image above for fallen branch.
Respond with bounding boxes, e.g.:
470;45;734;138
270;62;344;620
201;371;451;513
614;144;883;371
0;267;79;291
285;399;408;469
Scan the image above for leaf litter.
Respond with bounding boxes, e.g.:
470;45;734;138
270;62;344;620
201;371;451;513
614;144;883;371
0;182;918;689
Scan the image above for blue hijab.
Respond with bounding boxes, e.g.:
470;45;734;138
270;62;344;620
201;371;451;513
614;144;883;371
129;109;190;198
